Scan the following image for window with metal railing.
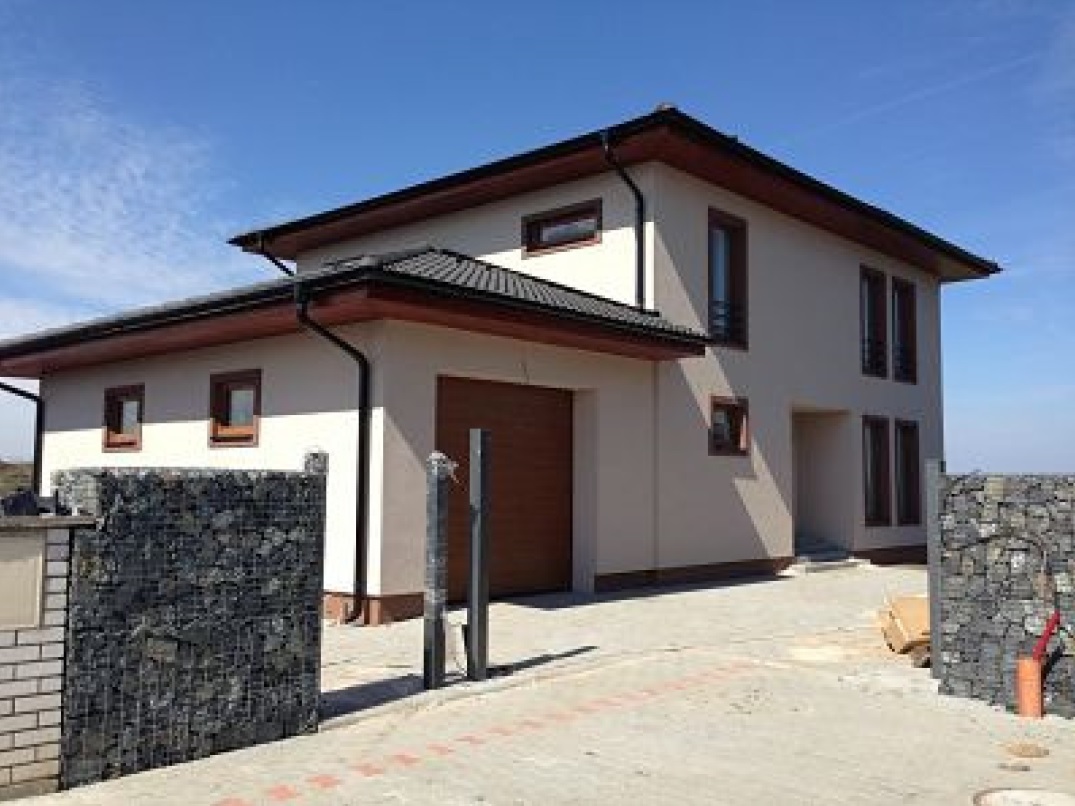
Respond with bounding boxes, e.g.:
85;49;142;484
892;278;917;383
860;267;887;377
709;209;748;348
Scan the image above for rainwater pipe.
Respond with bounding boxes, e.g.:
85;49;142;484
0;381;43;495
600;130;647;311
258;245;370;624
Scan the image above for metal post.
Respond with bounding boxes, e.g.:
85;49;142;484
467;429;490;681
925;458;945;681
424;451;454;689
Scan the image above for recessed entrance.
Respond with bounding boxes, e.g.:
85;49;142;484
791;408;854;557
435;376;573;602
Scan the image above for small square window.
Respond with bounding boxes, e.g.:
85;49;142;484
210;370;261;447
710;397;749;456
522;200;602;255
103;385;144;451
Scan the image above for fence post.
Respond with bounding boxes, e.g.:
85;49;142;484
424;451;455;689
467;429;490;681
925;458;945;681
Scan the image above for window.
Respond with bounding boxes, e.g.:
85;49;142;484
860;267;887;377
522;199;601;255
892;278;917;383
209;370;261;446
708;209;748;347
862;416;891;526
895;420;921;525
103;385;144;451
710;397;749;456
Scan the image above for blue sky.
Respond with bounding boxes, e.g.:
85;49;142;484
0;1;1071;470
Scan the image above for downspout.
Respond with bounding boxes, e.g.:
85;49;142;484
600;131;646;310
0;380;43;495
258;248;370;624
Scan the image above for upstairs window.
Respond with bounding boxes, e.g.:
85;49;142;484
892;278;917;383
103;385;144;451
862;415;891;526
708;209;748;348
210;370;261;447
860;267;887;377
710;397;749;456
895;420;921;525
522;199;602;255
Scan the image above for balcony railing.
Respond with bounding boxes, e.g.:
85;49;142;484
861;338;887;376
709;300;746;346
893;344;916;382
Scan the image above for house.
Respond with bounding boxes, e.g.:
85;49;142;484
0;107;998;624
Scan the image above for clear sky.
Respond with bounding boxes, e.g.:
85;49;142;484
0;1;1071;471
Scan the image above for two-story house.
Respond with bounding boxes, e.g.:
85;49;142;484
0;107;998;624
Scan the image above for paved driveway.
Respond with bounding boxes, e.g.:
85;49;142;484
29;566;1075;804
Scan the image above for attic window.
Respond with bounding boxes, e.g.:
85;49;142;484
209;369;261;447
522;199;602;255
103;385;144;451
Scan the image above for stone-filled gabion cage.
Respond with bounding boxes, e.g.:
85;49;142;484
937;474;1075;716
53;464;327;788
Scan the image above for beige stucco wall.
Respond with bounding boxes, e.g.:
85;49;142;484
649;163;943;558
297;169;657;308
38;327;379;593
372;320;657;595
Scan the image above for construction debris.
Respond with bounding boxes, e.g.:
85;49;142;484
879;594;930;661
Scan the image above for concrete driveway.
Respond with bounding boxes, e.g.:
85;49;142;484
28;566;1075;805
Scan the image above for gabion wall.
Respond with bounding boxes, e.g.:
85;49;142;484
938;474;1075;716
53;465;326;787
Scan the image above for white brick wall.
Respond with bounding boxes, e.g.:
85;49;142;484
0;526;70;796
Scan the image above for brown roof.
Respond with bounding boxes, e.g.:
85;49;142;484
231;107;999;282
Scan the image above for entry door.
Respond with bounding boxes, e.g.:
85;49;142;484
435;376;573;602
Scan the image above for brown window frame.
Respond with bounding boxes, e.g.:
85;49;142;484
521;199;602;256
892;278;917;384
894;419;922;525
708;208;748;349
710;397;750;456
102;385;145;452
862;415;891;526
860;267;887;378
209;369;262;447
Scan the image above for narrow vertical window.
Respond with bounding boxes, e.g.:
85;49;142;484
708;209;748;348
209;370;261;446
892;278;917;383
860;267;887;377
895;420;921;525
103;385;144;451
862;415;890;526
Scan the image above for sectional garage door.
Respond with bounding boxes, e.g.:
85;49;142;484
435;376;573;602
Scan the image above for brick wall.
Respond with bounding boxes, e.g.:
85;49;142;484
0;522;87;799
937;474;1075;715
54;463;327;788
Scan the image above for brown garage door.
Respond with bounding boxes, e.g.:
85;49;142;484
436;376;573;602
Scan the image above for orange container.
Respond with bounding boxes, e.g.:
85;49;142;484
1015;656;1043;718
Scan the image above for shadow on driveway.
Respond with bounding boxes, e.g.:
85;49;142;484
320;645;598;721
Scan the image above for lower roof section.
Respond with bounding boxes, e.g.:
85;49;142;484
0;248;707;378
